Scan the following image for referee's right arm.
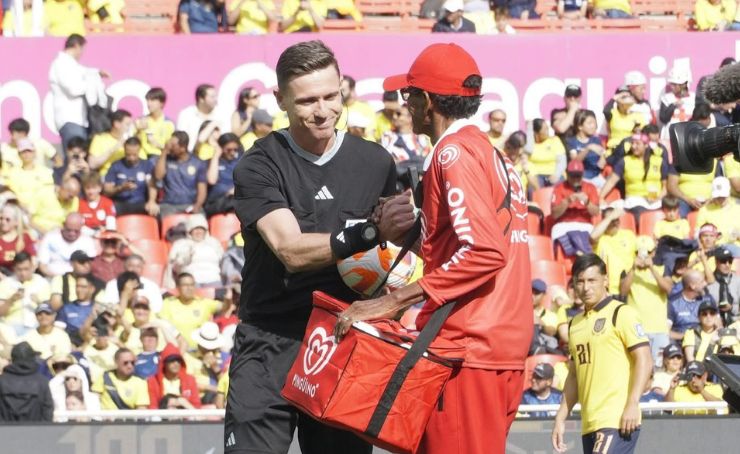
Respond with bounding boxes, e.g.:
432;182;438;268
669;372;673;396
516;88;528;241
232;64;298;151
552;360;578;453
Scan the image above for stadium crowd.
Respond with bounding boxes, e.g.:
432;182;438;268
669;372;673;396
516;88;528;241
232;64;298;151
2;0;740;36
0;28;738;423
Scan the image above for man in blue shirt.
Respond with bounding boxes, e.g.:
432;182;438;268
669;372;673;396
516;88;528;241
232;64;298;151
204;133;242;217
103;137;155;215
668;269;714;341
56;274;96;346
521;363;563;418
147;131;207;218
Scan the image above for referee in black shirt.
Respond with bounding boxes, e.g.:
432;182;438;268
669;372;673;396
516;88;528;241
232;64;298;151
224;40;415;454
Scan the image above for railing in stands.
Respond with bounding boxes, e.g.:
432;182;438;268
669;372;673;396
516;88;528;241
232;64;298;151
53;401;729;422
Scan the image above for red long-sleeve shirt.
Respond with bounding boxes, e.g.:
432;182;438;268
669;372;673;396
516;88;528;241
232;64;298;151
416;120;533;370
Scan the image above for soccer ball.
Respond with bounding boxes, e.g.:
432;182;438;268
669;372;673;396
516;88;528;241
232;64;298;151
337;244;419;297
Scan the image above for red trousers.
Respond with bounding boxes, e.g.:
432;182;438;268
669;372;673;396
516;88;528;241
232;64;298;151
417;368;523;454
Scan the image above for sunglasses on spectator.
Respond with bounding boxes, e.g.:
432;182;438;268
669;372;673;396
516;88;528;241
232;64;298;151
718;258;733;264
64;376;79;382
53;362;71;371
699;310;717;316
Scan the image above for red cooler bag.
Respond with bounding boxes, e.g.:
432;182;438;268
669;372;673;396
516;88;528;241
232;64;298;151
281;291;463;454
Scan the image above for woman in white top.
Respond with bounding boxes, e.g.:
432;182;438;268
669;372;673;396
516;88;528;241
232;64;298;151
165;214;223;288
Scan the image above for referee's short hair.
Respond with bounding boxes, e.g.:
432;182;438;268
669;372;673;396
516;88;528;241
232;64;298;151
275;40;339;91
572;253;607;279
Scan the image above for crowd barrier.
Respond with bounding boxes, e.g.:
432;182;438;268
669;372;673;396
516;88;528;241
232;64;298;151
1;33;739;142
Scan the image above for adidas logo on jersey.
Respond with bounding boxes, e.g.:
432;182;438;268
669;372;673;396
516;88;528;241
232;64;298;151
226;432;236;447
315;186;334;200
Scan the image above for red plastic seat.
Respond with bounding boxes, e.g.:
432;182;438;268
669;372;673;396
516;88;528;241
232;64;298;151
523;354;569;390
132;239;169;265
116;214;160;241
532;187;555;217
530;260;567;287
529;235;554;262
160;213;192;240
638;210;665;236
687;211;699;237
141;262;165;287
209;213;241;248
527;213;542;236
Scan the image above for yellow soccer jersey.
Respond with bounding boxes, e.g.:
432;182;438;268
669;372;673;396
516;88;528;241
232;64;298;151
593;0;632;14
653;219;690;240
231;0;276;34
84;342;119;382
568;298;649;434
696;202;740;246
158;297;220;349
1;139;57;169
530;136;566;177
681;328;718;363
626;265;668;334
595;229;637;294
87;0;125;24
374;111;393;142
676;162;716;201
240;132;259;151
621;152;664;199
281;0;327;33
90;133;145;176
137;115;175;157
537;307;559;333
217;368;230;399
93;371;150;409
671;383;724;415
44;0;85;36
724;154;740;198
337;100;377;140
2;165;56;215
607;110;645;150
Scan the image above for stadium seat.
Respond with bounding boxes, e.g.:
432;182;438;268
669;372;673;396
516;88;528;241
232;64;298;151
532;187;555;217
527;213;542;236
161;213;192;240
687;211;699;237
529;235;555;262
132;239;169;265
523;354;569;391
322;19;363;31
209;213;241;248
603;188;622;205
620;211;637;233
141;262;165;287
531;260;567;287
554;245;575;277
638;210;665;236
117;215;160;241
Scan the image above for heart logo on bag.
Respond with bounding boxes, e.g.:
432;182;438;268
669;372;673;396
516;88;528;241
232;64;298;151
303;327;337;376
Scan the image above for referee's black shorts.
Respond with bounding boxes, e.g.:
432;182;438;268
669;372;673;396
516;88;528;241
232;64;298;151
224;322;372;454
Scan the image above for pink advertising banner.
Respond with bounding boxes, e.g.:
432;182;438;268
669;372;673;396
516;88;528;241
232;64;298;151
1;32;739;142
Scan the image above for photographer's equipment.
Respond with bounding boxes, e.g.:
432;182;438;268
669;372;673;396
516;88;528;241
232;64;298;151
669;121;740;174
704;354;740;413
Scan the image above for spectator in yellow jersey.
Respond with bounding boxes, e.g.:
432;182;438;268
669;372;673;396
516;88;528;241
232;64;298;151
682;301;721;362
653;196;691;240
531;279;559;354
89;110;143;177
239;109;273;151
695;0;736;30
158;273;222;349
688;223;721;280
83;321;120;384
184;321;224;402
92;347;150;409
194;121;221;161
44;0;85;36
21;302;72;361
373;91;400;142
325;0;362;22
231;87;262;140
552;254;652;454
591;0;632;18
621;236;674;365
136;87;175;158
665;361;723;415
346;111;371;139
0;253;53;337
696;177;740;246
87;0;125;26
280;0;326;32
1;118;61;171
228;0;277;34
338;75;376;139
652;343;684;396
486;109;507;150
529;118;567;188
717;328;740;354
606;91;646;151
591;206;637;295
2;0;44;37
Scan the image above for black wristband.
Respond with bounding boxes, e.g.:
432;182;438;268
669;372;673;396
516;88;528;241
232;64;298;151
331;222;380;259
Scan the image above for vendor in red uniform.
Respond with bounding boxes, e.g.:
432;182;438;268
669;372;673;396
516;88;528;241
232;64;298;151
334;43;533;454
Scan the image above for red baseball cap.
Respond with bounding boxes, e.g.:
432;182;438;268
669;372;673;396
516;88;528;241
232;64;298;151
566;160;584;175
383;43;481;96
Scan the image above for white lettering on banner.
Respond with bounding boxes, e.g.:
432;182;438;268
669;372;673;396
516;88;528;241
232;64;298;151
0;80;41;135
292;374;320;398
303;327;337;376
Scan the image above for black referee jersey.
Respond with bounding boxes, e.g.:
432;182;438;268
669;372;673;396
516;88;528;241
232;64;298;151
233;130;398;329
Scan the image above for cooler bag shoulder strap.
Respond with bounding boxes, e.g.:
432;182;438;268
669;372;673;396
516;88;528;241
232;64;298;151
365;299;457;438
103;371;132;410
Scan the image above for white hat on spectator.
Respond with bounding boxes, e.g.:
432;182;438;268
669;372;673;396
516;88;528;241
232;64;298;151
347;111;371;129
16;138;34;152
191;322;223;350
667;67;690;84
711;176;731;199
443;0;464;12
186;214;209;233
624;71;646;86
